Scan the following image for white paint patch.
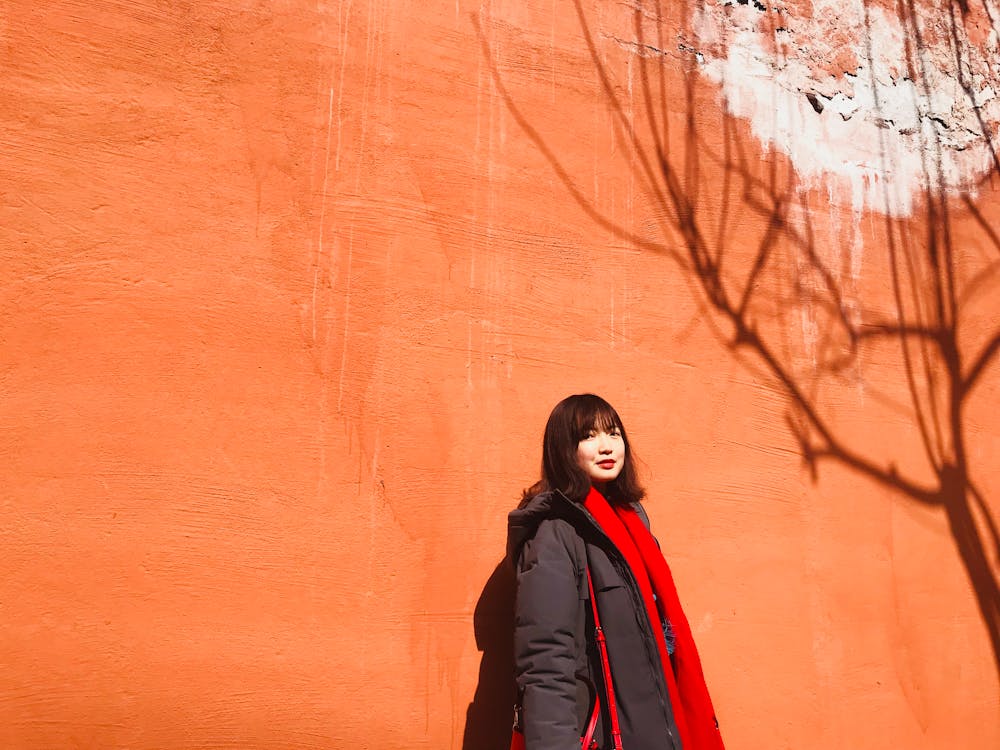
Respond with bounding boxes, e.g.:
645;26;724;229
686;0;1000;216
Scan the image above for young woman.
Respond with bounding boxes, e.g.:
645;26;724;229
507;394;725;750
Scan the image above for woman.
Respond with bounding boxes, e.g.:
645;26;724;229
507;394;724;750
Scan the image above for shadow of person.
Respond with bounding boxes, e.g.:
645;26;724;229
462;559;516;750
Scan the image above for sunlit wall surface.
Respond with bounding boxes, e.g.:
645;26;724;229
2;1;998;748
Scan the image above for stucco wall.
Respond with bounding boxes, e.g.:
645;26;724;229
2;1;998;748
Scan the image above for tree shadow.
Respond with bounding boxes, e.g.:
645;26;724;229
461;559;516;750
470;0;1000;695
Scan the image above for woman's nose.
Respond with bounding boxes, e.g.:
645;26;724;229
597;434;613;452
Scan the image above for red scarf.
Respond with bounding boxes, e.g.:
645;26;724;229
583;486;724;750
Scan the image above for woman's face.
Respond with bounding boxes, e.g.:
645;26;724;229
576;424;625;485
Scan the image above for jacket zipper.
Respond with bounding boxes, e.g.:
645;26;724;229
552;491;680;750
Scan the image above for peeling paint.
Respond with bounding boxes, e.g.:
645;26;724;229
685;0;1000;215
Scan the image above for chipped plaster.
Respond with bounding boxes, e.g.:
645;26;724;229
686;0;1000;215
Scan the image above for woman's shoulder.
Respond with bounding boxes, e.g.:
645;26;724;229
507;491;585;565
630;500;652;530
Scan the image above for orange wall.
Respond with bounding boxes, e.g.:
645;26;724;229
2;1;998;748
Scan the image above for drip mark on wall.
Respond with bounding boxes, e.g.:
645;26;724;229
337;228;355;413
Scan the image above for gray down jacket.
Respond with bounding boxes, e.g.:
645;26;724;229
507;490;683;750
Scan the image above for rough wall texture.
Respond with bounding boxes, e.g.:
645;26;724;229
688;0;1000;214
1;1;998;749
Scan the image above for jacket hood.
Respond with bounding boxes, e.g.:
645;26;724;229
506;489;649;565
506;490;576;563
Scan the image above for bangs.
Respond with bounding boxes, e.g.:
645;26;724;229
572;396;622;439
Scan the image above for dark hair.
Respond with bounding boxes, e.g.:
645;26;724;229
521;393;645;506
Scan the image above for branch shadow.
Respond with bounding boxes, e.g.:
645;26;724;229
469;0;1000;701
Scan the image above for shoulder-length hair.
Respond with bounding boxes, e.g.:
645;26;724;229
521;393;645;506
